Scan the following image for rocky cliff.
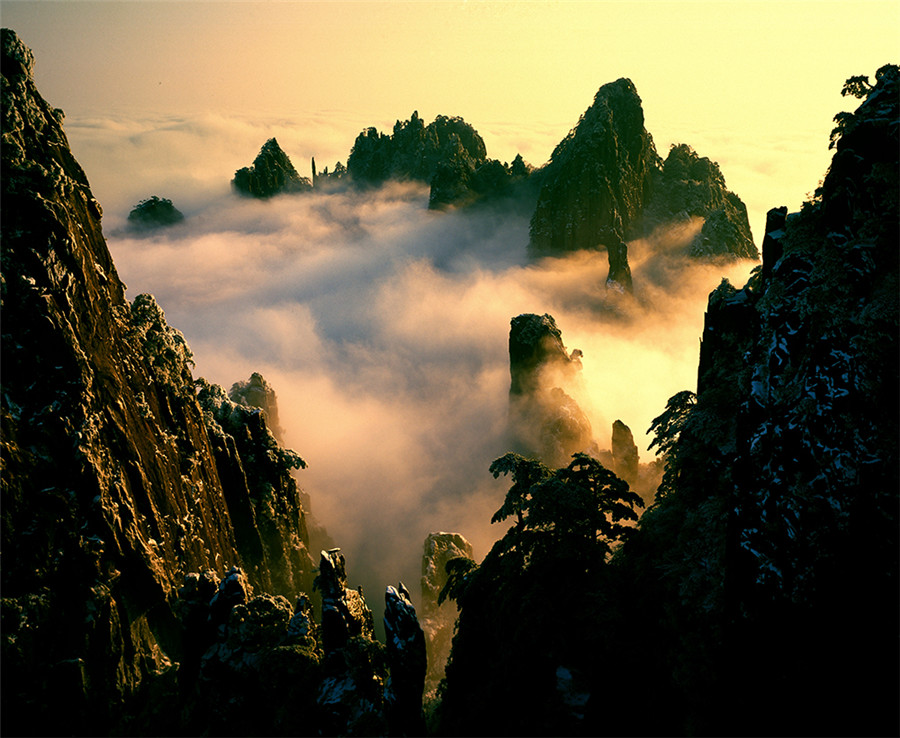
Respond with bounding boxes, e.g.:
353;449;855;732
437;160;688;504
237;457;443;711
644;143;756;258
506;313;597;467
529;78;756;261
438;65;897;737
0;29;332;735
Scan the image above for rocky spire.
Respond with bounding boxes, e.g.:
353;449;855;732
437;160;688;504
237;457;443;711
229;371;286;443
611;419;639;485
507;313;597;467
606;239;634;293
232;137;312;198
529;78;659;253
420;532;474;696
384;583;427;736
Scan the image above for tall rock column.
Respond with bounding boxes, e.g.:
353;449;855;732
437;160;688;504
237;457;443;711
384;583;427;736
508;313;597;466
529;78;659;253
419;532;475;696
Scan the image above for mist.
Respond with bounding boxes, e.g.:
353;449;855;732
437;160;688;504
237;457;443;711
88;114;754;617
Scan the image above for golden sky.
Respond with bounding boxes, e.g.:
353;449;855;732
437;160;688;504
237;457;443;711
3;0;898;230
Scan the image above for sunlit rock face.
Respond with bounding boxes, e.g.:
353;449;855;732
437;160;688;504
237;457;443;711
232;137;312;197
0;30;315;735
196;379;315;598
529;77;659;253
229;371;285;443
507;313;597;466
420;532;474;695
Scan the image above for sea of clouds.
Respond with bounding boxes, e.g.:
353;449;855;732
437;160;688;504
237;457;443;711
67;111;778;613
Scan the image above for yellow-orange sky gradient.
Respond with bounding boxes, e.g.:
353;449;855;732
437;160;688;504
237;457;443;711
3;0;898;235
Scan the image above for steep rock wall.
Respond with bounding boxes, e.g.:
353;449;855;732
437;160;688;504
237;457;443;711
0;29;313;734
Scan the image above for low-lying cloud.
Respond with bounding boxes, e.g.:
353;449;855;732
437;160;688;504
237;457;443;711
81;112;758;613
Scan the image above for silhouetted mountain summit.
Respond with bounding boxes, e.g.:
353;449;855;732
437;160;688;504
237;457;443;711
233;137;312;198
530;78;658;252
530;77;756;260
346;111;533;209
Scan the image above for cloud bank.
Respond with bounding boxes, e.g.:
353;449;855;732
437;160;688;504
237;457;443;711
76;112;756;611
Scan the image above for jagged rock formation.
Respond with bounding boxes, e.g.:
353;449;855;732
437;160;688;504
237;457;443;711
348;111;486;185
196;379;314;597
228;371;285;443
383;583;427;736
313;549;427;737
127;194;184;230
605;238;633;293
232;137;312;198
345;110;531;209
644;143;756;259
529;78;756;262
315;548;376;651
627;63;900;736
530;78;659;252
507;313;596;466
0;30;315;735
419;532;474;696
227;371;334;556
172;549;424;737
760;205;787;282
610;419;639;485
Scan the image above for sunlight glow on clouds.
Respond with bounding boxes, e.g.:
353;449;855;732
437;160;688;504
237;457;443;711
4;0;895;601
106;172;753;597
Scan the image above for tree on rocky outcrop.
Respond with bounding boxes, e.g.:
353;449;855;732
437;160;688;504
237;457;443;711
345;111;530;209
232;137;312;198
127;194;184;230
347;111;487;187
437;452;643;736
